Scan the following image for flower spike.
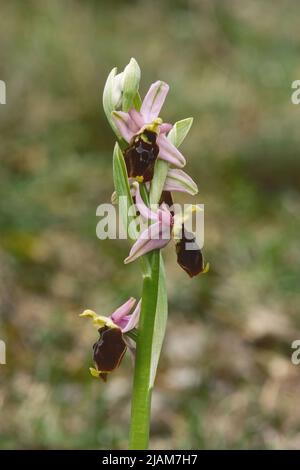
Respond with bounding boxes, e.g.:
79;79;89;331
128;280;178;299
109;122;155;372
81;58;209;447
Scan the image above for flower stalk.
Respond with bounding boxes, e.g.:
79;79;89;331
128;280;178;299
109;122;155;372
129;249;161;449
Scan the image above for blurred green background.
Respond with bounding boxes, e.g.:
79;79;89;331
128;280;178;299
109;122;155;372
1;0;300;449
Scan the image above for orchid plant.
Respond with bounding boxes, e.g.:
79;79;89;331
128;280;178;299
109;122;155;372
81;58;208;449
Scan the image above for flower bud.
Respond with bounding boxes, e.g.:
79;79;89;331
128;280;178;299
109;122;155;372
122;58;141;112
103;59;141;135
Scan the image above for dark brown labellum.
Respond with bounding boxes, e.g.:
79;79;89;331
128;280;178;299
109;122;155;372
124;129;159;182
93;326;127;381
175;225;205;277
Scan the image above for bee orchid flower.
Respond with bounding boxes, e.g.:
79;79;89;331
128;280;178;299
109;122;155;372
124;184;208;277
112;81;186;182
80;297;141;381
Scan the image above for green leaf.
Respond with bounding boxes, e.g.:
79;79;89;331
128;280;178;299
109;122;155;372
168;117;193;147
113;142;132;202
129;250;161;449
150;255;168;387
129;253;168;449
113;143;137;240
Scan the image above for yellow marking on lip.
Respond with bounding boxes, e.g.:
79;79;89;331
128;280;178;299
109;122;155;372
89;367;101;378
139;118;162;136
203;262;210;274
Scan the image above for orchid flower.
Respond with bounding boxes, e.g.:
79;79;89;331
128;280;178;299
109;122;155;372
112;81;186;182
124;184;208;277
80;297;141;381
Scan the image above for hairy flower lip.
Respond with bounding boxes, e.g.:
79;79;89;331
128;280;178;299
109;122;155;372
175;226;208;277
124;129;159;183
92;326;127;381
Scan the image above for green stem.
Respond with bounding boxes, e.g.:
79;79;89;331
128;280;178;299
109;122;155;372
129;250;160;449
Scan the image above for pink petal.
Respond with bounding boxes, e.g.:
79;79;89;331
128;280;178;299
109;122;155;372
158;206;173;227
159;123;173;134
122;299;141;333
134;183;158;221
124;222;170;264
157;134;186;168
111;297;136;323
128;108;145;129
112;111;137;142
140;81;169;123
